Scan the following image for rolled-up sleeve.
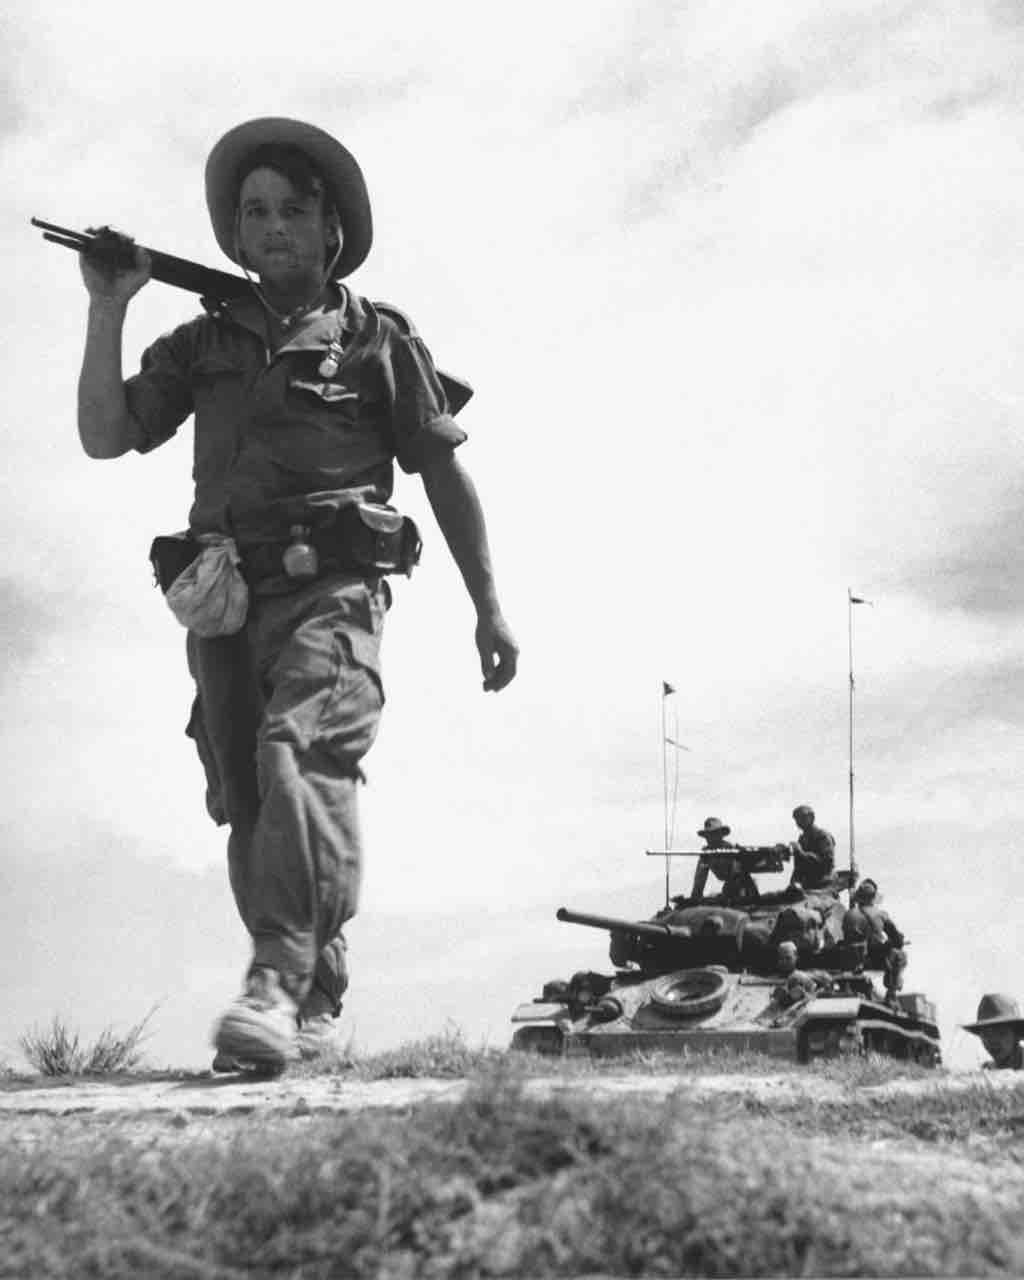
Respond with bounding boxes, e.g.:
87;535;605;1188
124;320;198;454
382;332;467;475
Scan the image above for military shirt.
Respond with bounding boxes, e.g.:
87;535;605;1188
794;824;836;890
843;903;904;948
123;288;466;540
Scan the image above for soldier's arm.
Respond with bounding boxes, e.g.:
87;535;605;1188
883;916;906;948
419;450;518;692
77;246;151;458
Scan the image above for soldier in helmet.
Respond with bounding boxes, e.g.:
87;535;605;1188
962;995;1024;1070
787;804;837;893
842;878;907;999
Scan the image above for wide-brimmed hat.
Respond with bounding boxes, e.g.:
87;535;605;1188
205;117;373;278
697;817;730;838
961;993;1024;1034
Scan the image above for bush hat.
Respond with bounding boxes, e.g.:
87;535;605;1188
205;117;373;278
962;993;1024;1034
697;817;731;839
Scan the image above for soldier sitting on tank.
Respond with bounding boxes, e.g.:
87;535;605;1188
842;878;907;1000
961;994;1024;1071
785;804;838;894
767;941;833;1010
769;903;826;964
688;817;758;903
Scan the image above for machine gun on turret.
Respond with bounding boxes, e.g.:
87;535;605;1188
646;843;793;906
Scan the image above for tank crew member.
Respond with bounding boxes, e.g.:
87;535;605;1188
769;942;832;1009
697;816;735;853
842;878;907;998
961;994;1024;1070
787;804;837;892
691;816;757;901
770;903;825;961
75;117;519;1072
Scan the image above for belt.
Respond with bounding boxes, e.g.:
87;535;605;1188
241;508;421;585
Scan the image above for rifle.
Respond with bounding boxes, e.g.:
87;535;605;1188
31;217;474;415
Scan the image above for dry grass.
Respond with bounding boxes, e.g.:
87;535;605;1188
3;1062;1024;1278
19;1010;155;1077
4;1032;1024;1278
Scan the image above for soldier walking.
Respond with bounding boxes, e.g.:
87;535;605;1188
75;117;518;1071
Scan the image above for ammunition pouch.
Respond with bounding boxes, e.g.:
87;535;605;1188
150;532;202;593
334;502;422;576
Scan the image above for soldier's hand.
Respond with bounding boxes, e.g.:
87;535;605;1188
475;609;518;692
79;227;151;305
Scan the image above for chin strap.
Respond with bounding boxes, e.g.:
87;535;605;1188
234;228;345;327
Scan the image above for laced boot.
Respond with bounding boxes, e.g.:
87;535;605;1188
295;982;344;1062
212;967;299;1074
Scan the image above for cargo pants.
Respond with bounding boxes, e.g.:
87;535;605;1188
186;573;388;1008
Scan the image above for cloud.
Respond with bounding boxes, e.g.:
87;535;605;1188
0;577;57;677
899;487;1024;618
551;0;1024;226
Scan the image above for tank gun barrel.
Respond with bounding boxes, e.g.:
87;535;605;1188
556;907;692;941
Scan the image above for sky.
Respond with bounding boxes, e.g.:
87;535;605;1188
1;0;1023;1071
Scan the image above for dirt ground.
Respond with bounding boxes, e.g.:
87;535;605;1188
1;1064;1019;1121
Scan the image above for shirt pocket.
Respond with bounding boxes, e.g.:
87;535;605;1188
288;376;360;406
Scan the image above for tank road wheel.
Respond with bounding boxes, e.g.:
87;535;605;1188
511;1026;565;1055
649;968;729;1019
799;1022;862;1062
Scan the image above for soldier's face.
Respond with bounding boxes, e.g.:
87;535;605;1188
237;167;333;287
980;1027;1019;1066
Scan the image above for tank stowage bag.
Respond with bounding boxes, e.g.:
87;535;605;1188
649;968;729;1019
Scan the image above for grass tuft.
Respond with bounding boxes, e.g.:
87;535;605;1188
19;1009;156;1077
348;1024;501;1080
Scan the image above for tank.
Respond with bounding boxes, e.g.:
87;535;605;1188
511;845;941;1065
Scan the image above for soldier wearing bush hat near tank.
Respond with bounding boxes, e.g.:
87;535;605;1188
962;994;1024;1070
75;116;518;1073
690;816;740;900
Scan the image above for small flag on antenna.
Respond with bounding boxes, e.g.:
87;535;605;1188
662;681;676;696
849;594;873;605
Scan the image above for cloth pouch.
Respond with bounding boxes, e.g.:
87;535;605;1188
165;534;249;637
